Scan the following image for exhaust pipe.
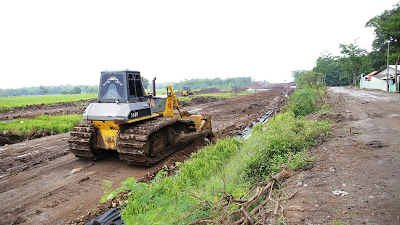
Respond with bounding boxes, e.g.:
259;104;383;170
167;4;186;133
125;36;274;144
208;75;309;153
152;77;156;96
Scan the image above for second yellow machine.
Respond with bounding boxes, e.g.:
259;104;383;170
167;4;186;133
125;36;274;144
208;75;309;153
69;70;212;166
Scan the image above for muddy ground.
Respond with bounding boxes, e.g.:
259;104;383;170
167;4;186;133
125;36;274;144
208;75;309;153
0;83;290;225
261;87;400;224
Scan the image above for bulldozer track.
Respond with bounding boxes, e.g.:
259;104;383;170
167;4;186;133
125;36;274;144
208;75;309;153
68;116;209;166
117;117;203;166
68;122;107;160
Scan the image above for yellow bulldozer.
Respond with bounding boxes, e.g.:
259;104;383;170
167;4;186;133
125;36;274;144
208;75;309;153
181;86;194;96
68;70;212;166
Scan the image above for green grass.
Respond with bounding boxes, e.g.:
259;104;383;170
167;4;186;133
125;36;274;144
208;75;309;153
0;114;82;135
0;93;97;111
102;111;330;224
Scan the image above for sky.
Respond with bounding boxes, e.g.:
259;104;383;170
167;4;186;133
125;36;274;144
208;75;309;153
0;0;399;89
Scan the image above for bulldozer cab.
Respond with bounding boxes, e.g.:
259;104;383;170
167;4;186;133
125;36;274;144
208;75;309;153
182;86;191;92
98;70;146;103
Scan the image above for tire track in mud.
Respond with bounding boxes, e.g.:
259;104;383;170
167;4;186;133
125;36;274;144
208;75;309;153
0;83;291;225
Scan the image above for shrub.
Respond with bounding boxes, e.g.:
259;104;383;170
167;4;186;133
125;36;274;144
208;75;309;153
230;112;330;184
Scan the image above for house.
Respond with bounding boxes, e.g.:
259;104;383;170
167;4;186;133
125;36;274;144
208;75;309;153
360;65;400;92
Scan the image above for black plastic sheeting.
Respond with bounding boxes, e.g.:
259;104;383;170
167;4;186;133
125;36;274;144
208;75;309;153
237;109;274;139
85;207;125;225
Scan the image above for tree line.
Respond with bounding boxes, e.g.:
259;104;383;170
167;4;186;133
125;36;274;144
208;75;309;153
306;3;400;87
143;77;253;91
171;77;253;90
0;76;253;97
0;85;98;97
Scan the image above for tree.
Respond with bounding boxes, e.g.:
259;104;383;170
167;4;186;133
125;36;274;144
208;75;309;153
142;77;150;89
39;86;48;95
313;52;348;86
72;87;81;94
366;3;400;70
290;70;326;116
339;41;368;87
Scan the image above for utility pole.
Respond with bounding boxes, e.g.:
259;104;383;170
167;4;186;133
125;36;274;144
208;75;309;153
386;41;390;92
396;54;400;93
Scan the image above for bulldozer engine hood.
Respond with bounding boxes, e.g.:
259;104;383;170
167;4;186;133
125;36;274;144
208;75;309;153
83;102;152;121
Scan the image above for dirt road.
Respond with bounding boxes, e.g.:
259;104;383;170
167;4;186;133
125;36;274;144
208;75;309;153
278;87;400;224
0;84;290;225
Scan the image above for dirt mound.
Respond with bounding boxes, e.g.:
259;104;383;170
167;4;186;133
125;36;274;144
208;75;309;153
246;81;270;89
196;88;221;94
191;96;219;104
306;112;347;123
0;130;53;146
178;96;220;107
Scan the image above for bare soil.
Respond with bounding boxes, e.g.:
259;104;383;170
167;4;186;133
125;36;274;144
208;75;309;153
0;83;291;225
0;130;53;146
262;87;400;224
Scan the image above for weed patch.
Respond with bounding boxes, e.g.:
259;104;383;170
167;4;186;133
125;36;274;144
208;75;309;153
0;114;82;135
102;112;330;224
231;112;329;184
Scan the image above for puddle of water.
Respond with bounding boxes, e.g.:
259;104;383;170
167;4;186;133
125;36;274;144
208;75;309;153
246;88;268;91
188;108;202;114
237;109;275;140
0;119;15;123
387;114;400;118
17;150;40;158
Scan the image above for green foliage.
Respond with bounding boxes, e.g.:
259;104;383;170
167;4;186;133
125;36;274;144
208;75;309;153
142;77;150;89
289;88;320;116
311;44;372;87
0;93;97;111
0;114;82;135
313;52;349;86
366;3;400;70
0;85;98;97
339;40;370;86
171;77;252;90
39;86;48;95
104;112;330;224
100;178;139;203
290;71;326;116
232;112;330;184
119;138;243;224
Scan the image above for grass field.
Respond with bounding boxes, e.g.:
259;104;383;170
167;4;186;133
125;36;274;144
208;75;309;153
0;114;82;135
0;93;97;110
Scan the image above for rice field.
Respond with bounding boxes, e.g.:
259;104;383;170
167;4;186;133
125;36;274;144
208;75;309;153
0;93;97;110
0;114;82;135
